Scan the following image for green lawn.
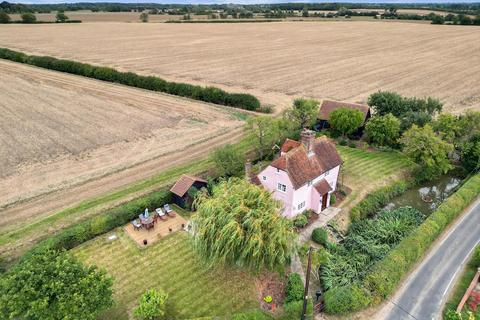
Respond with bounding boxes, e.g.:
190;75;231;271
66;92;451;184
337;146;413;206
72;230;258;320
444;245;480;319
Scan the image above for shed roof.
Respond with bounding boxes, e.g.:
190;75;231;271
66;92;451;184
319;99;370;123
170;175;207;197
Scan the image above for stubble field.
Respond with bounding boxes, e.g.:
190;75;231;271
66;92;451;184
9;11;193;22
0;21;479;113
0;59;243;232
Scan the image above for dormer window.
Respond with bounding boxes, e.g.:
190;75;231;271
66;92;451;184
277;183;286;192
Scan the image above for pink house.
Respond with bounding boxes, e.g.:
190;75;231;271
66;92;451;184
257;129;342;218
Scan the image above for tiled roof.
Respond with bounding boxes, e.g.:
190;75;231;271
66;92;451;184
281;139;301;154
170;175;207;197
319;99;370;122
314;179;332;195
271;136;342;189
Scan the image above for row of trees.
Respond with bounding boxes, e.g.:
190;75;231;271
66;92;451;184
0;11;70;23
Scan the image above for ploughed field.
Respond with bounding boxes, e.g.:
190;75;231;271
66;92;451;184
0;21;479;112
0;59;243;225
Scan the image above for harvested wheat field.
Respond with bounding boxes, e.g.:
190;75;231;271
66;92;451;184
9;11;190;22
0;21;479;112
0;59;243;218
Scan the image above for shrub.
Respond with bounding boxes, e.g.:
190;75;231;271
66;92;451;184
281;300;313;320
364;174;480;304
133;288;167;320
302;209;313;219
348;141;356;148
293;214;308;228
21;12;36;23
311;227;329;246
330;194;336;205
323;285;371;315
0;48;262;112
285;273;304;303
339;139;348;146
350;179;412;221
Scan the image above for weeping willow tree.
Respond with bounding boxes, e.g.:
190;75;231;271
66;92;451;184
192;178;295;271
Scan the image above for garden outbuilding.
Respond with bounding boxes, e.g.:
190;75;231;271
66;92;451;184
317;99;371;131
170;175;208;210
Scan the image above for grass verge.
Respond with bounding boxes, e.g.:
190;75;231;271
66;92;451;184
444;245;480;318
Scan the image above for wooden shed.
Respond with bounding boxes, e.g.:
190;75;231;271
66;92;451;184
170;175;208;210
316;99;371;134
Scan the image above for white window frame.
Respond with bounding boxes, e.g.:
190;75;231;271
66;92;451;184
325;170;330;176
262;176;267;181
276;168;281;174
297;201;305;210
307;180;312;186
277;183;286;193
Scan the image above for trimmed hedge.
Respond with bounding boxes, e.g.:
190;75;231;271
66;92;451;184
323;284;371;315
285;273;304;303
0;47;262;112
23;188;172;260
350;179;413;221
364;174;480;305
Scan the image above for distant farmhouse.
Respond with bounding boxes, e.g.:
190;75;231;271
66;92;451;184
317;99;371;133
257;129;342;218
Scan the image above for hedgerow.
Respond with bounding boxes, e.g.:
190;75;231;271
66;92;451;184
364;174;480;305
350;178;413;221
23;188;172;261
0;47;262;112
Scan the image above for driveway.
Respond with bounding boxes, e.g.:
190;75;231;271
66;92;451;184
376;198;480;320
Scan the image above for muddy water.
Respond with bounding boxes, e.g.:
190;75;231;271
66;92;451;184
384;175;463;215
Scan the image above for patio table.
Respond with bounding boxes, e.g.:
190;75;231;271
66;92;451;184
141;217;154;230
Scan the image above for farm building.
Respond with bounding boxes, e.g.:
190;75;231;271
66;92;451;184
170;175;208;210
256;129;342;218
316;99;371;133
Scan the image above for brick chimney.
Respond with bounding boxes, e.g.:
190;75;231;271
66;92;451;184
300;129;315;156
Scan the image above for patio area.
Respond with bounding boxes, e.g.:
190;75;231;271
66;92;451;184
124;212;188;247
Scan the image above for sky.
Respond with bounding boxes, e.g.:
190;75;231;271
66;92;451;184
13;0;480;4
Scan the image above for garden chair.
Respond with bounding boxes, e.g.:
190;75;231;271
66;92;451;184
132;219;142;231
164;204;175;217
156;208;167;220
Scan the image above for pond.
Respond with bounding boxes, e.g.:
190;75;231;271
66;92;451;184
383;174;463;215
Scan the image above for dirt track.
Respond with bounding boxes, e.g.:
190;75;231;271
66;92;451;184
0;60;243;234
0;21;479;113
